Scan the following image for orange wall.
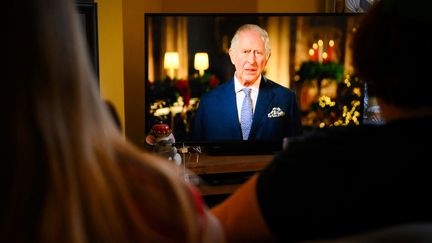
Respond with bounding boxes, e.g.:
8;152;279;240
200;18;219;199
98;0;125;131
257;0;325;12
119;0;326;147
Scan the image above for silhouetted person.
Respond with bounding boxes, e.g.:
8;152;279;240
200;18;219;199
211;1;432;242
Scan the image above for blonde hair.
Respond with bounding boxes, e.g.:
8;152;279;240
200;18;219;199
1;0;200;242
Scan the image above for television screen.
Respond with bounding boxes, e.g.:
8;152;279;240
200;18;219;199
145;13;365;151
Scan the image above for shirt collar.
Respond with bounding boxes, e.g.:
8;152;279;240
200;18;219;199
234;74;262;93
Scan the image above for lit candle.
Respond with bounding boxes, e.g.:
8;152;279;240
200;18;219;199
322;52;328;63
318;40;324;63
310;43;318;62
309;48;317;62
328;40;335;62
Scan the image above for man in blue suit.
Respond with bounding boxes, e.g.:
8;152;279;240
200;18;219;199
193;24;301;142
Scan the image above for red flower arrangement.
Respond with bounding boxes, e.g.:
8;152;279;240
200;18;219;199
147;73;221;140
148;72;220;108
175;79;191;107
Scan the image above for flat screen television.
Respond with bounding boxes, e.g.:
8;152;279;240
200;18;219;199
145;13;366;154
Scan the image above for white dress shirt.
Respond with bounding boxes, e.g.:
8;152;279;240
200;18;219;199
234;74;261;123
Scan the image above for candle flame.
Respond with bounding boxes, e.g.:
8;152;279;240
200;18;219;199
309;49;315;56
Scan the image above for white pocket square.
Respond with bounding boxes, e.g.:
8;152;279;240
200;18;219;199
268;107;285;118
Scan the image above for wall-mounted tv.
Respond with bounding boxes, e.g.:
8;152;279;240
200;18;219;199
145;13;365;152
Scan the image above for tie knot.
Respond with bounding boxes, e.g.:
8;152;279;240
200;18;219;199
243;88;251;96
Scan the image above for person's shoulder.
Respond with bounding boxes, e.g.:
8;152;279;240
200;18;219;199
263;125;379;173
303;124;380;140
283;125;381;152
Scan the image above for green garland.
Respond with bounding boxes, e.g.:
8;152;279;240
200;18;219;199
296;61;344;83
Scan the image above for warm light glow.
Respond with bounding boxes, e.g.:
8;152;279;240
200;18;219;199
154;107;170;117
353;87;361;97
309;49;315;56
170;105;183;115
322;52;328;59
318;40;324;63
194;52;209;76
312;43;318;49
164;52;180;79
327;40;335;62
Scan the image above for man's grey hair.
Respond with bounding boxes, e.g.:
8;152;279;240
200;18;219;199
230;24;271;59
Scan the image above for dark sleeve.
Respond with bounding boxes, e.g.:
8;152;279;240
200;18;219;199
256;151;303;240
211;175;277;242
255;144;346;242
255;129;396;242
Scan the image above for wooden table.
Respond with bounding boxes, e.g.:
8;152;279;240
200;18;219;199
184;153;273;195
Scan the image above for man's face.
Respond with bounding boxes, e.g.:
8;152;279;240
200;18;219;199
229;30;270;86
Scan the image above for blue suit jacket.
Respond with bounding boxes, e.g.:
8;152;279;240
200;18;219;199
193;76;302;141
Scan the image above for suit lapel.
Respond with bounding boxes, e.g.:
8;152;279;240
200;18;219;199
221;80;243;139
249;78;274;140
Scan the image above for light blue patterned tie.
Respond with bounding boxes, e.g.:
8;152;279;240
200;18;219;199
240;88;253;140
